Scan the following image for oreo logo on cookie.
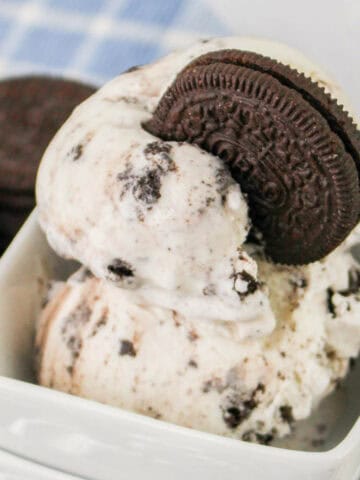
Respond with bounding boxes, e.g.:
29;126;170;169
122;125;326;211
144;50;360;265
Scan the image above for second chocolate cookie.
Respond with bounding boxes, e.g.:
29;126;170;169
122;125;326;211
0;76;96;253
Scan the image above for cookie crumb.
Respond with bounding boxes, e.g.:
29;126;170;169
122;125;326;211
71;143;83;161
232;270;259;299
242;430;274;445
279;405;294;424
119;340;137;357
108;259;134;278
188;359;198;368
326;288;336;317
144;141;172;157
222;383;265;429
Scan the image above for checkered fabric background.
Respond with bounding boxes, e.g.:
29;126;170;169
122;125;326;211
0;0;359;112
0;0;231;87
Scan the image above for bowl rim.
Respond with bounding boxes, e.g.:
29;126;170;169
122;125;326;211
0;375;359;460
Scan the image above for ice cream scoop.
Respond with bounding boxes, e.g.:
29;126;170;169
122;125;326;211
36;226;360;443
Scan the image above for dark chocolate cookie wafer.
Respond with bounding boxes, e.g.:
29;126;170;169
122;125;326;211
0;76;96;253
144;50;360;265
0;189;34;211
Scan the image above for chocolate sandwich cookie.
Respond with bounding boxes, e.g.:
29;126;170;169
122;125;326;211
0;76;96;253
144;50;360;265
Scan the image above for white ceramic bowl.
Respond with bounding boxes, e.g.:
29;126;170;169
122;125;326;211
0;211;359;480
0;448;83;480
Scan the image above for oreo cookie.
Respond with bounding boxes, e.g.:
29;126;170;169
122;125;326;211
144;50;360;265
0;76;96;253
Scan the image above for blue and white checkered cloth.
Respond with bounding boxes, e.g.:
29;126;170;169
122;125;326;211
0;0;231;87
0;0;359;109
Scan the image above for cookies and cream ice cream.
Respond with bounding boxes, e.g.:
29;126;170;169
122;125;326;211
36;229;360;442
35;37;360;443
36;131;275;340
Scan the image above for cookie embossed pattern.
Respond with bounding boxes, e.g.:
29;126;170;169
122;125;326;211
0;36;360;480
145;49;360;264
